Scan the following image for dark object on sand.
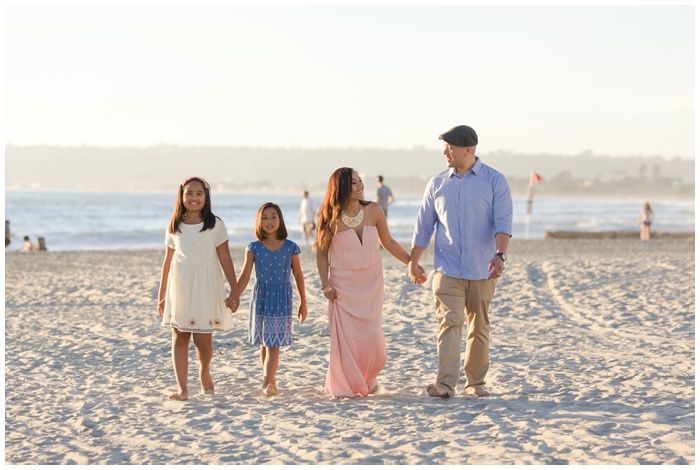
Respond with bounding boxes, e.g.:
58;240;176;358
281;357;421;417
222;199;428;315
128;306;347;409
36;237;47;251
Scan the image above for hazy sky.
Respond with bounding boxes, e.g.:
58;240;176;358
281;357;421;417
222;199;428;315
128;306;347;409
5;4;695;159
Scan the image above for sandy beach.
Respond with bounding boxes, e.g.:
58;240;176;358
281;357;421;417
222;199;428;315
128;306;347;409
4;239;695;464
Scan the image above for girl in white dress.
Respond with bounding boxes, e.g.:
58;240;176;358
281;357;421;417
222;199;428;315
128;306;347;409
158;176;239;401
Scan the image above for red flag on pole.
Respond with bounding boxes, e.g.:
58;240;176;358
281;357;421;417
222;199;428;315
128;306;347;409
531;172;542;184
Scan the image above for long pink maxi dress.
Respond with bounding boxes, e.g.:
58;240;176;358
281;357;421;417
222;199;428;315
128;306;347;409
325;225;387;397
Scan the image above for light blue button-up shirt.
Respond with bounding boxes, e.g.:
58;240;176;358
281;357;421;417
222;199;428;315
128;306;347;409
412;157;513;280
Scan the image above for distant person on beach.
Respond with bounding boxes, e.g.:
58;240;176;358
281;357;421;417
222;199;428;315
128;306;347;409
236;202;307;397
21;236;34;252
35;237;47;251
158;176;240;401
299;191;316;246
316;167;425;398
638;202;654;241
409;125;513;398
375;176;394;217
5;220;10;247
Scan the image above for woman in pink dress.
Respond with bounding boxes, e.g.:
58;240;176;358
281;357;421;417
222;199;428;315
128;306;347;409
315;168;426;398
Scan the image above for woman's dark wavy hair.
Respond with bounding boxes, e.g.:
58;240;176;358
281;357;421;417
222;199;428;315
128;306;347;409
255;202;288;241
168;177;218;234
315;167;368;251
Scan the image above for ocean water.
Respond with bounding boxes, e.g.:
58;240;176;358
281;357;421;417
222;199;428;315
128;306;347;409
4;191;695;252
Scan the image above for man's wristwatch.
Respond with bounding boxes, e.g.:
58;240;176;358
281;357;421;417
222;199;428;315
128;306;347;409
495;252;507;262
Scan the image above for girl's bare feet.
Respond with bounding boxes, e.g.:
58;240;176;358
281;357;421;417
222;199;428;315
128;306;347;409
200;369;214;393
262;383;277;396
168;391;189;401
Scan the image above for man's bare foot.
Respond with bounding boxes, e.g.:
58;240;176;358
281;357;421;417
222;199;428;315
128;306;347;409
466;385;490;397
201;387;214;395
168;392;189;401
262;383;277;396
426;383;451;398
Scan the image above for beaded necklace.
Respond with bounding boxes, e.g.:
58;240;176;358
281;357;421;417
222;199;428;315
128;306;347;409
340;205;364;228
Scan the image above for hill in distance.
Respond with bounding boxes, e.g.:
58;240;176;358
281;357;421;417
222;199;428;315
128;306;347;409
5;145;694;199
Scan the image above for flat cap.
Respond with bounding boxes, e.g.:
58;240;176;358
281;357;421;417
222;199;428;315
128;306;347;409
439;125;478;147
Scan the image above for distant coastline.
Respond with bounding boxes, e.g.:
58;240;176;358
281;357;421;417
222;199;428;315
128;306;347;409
5;145;694;198
3;183;695;200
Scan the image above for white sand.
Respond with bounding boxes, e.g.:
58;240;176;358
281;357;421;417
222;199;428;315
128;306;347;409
4;239;695;464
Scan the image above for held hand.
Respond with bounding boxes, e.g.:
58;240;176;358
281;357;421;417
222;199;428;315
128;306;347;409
322;286;338;302
298;304;308;323
408;261;428;285
416;264;427;284
226;293;240;313
488;257;505;280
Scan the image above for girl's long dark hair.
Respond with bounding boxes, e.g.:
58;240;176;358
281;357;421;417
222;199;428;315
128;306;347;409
315;167;368;251
168;177;217;234
255;203;288;241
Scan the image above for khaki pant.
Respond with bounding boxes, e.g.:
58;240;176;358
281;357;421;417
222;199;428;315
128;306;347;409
433;272;496;396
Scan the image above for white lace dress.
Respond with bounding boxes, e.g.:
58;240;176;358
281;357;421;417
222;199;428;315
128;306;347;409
161;218;234;333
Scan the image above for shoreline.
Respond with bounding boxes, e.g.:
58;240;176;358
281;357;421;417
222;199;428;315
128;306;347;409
5;239;695;464
6;230;697;255
544;230;695;239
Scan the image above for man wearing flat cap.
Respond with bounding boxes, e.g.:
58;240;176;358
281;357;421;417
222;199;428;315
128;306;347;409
409;125;513;398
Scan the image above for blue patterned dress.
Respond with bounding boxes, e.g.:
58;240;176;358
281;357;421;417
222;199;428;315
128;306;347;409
247;239;301;347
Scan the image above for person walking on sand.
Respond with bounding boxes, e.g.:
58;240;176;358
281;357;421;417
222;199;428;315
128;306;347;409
237;203;307;397
299;191;316;246
158;176;240;401
375;175;394;217
316;167;426;398
409;125;513;398
638;202;654;241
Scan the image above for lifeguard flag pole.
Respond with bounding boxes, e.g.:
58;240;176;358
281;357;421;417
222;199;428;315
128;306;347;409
525;172;542;239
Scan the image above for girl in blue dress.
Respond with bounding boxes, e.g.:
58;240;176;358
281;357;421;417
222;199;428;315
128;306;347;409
237;202;308;396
